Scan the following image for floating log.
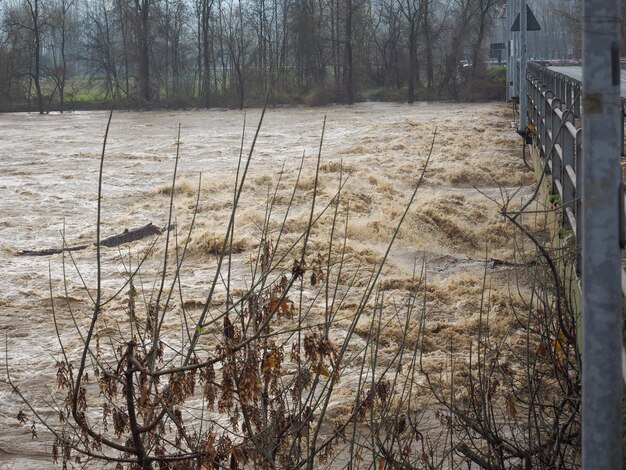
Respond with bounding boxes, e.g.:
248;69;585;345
18;223;172;256
99;223;162;247
486;257;536;269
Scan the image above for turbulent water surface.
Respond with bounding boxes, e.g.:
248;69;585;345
0;102;533;468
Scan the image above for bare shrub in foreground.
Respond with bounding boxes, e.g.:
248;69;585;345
5;111;442;469
4;109;581;469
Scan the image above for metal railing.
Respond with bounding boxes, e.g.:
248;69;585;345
525;61;626;385
526;62;583;269
526;62;625;274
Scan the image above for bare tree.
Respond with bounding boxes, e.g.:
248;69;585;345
223;0;246;108
6;0;47;112
151;0;190;101
47;0;75;112
531;0;581;59
0;2;30;108
397;0;423;103
0;0;581;109
344;0;355;103
370;0;403;88
83;0;123;99
470;0;499;72
196;0;214;107
133;0;152;103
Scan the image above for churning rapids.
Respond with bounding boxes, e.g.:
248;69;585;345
0;102;534;468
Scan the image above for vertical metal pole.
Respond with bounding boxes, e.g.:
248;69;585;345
518;0;527;132
506;0;512;101
581;0;623;467
511;0;518;98
576;128;583;275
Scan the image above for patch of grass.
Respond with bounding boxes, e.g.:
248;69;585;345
365;86;408;102
303;84;336;106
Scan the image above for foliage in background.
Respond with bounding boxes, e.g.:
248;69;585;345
0;0;585;112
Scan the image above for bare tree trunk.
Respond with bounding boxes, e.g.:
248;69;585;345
280;0;288;77
102;2;121;99
217;0;227;93
117;0;131;96
398;0;423;104
57;0;74;113
236;0;245;109
26;0;44;114
134;0;151;103
344;0;354;104
201;0;213;108
407;23;416;103
423;0;433;97
330;0;339;89
471;0;492;73
225;0;245;109
163;0;171;100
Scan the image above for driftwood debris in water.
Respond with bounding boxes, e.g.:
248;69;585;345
486;257;536;269
18;223;171;256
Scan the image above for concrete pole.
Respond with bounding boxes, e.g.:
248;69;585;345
518;0;527;132
581;0;623;467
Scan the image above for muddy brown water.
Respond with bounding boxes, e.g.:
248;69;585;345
0;102;534;468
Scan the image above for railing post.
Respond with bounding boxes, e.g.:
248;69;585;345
544;89;554;162
581;0;623;467
554;73;559;100
573;83;581;119
531;78;540;127
562;110;575;228
550;98;562;196
619;103;626;156
565;81;573;110
539;84;548;155
552;73;557;98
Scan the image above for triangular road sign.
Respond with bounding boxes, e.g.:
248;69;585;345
511;5;541;31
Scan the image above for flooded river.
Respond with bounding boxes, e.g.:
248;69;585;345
0;102;533;467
